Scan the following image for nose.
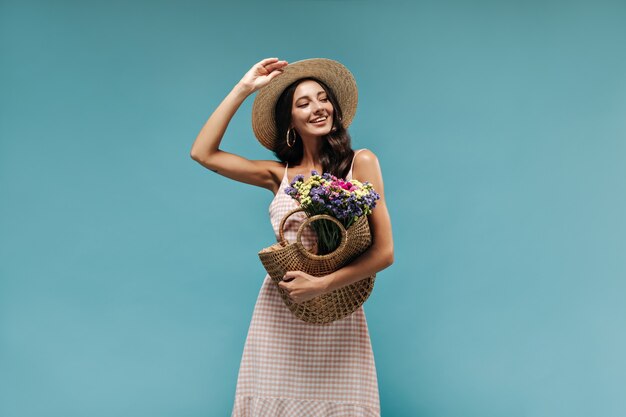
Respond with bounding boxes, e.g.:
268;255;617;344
313;100;326;113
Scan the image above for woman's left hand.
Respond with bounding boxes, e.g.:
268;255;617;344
277;271;329;303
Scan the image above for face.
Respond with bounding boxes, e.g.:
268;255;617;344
291;80;334;139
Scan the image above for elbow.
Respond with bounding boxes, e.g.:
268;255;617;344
190;149;218;167
376;246;394;268
190;150;211;166
372;244;394;268
386;250;394;267
190;148;203;161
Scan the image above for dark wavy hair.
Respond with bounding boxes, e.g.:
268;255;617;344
272;77;355;179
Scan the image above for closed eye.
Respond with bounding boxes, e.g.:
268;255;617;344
298;98;328;108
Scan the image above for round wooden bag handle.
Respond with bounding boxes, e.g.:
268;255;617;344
278;207;307;243
296;213;348;260
278;207;348;260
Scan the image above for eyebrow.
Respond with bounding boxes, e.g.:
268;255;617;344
295;90;327;101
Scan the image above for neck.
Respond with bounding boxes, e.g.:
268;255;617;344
299;135;324;168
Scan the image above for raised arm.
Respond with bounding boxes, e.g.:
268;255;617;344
190;57;288;192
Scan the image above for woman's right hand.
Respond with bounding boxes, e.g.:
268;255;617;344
238;57;288;95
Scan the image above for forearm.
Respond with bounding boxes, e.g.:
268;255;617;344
321;243;393;293
190;82;253;158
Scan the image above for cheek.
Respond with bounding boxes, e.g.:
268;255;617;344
294;110;311;124
291;112;302;125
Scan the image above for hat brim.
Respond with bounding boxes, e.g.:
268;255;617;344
251;58;358;152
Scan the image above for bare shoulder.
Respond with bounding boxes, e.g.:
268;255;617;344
352;148;386;197
354;148;379;166
353;149;383;177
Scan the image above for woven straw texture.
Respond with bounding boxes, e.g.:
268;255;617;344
259;207;375;324
251;57;358;151
231;149;380;416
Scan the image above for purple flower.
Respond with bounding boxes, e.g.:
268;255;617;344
291;174;304;185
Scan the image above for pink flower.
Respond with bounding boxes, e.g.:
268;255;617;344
331;180;354;191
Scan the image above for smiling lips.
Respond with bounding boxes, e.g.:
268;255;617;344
310;116;328;125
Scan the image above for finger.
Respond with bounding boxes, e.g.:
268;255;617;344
267;70;284;81
264;61;288;72
258;62;286;77
258;57;279;66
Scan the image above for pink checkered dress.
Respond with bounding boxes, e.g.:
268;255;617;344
230;149;380;416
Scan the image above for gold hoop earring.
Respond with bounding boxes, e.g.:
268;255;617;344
286;127;297;148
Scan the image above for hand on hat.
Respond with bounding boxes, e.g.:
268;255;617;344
239;57;288;94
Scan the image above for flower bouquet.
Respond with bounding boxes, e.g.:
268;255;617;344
284;170;380;255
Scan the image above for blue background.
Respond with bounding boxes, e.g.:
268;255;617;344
2;0;625;416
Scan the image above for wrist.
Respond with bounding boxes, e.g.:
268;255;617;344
234;82;254;97
320;273;334;293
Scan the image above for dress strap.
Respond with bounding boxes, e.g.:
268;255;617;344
349;148;367;174
283;161;289;182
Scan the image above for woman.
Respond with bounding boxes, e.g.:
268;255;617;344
190;57;394;416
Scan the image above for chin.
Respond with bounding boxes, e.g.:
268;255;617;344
301;122;333;137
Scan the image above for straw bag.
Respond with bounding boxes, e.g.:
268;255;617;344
258;207;376;325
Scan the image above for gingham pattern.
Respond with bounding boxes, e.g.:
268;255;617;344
231;149;380;417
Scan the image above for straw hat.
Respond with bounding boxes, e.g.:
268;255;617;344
251;58;358;152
